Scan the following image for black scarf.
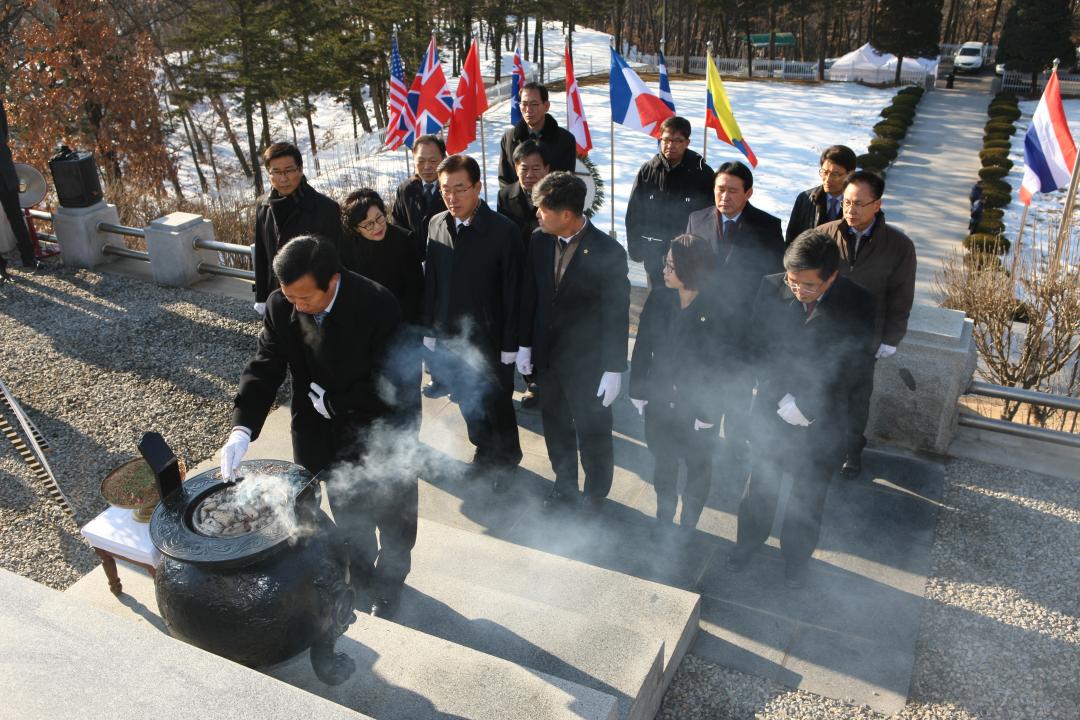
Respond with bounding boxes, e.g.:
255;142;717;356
267;177;307;228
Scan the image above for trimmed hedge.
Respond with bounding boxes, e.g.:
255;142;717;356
869;141;899;160
874;122;907;140
982;156;1014;171
963;233;1012;254
857;152;890;171
870;137;900;153
983;139;1012;150
982;178;1012;195
881;105;916;122
974;219;1006;235
979;165;1010;181
993;91;1018;102
898;86;925;97
984;131;1012;144
982;189;1011;208
964;252;1005;271
982;207;1004;222
980;148;1010;162
985;121;1017;136
988;105;1021;123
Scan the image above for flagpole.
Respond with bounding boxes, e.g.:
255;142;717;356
703;42;712;164
480;112;488;202
1011;203;1029;283
610;38;617;239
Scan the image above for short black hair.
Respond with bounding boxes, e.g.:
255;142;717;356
413;134;447;157
272;235;341;291
714;160;754;191
659;116;692;139
532;171;586;216
263;142;302;169
341;188;386;232
512;139;550;167
844;169;885;200
521;82;549;103
819;145;857;172
784;230;840;281
437;154;481;185
669;233;716;291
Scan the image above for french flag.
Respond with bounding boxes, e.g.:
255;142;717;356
1020;69;1077;205
609;48;674;139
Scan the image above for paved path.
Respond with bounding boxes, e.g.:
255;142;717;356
885;74;994;304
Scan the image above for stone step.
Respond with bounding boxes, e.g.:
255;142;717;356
2;568;371;720
396;567;664;720
66;562;619;720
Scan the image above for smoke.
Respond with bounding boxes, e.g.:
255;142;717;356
205;472;318;542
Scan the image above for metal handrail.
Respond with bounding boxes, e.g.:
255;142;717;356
102;244;149;261
193;237;252;257
967;380;1080;413
958;414;1080;449
97;221;145;238
28;209;53;221
197;262;255;281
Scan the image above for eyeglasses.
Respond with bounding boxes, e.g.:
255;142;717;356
356;213;386;233
785;276;825;293
662;259;676;272
819;168;847;180
441;183;478;198
269;166;300;178
841;198;877;210
520;101;543;110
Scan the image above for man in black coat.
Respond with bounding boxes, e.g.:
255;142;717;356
423;155;524;487
252;142;342;312
726;230;876;588
625;116;714;288
390;134;447;260
220;236;416;619
518;172;630;511
0;97;39;282
785;145;856;244
498;82;577;189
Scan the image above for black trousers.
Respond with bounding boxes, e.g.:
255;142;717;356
538;367;614;498
436;349;522;468
845;357;877;454
644;407;714;527
735;421;837;567
0;186;34;269
292;424;418;600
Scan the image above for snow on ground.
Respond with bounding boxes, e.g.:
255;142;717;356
1002;99;1080;270
169;22;894;286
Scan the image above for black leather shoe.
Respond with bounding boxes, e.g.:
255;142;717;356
580;495;605;514
784;562;809;589
725;547;754;573
422;380;449;398
520;385;539;409
542;488;574;510
370;597;395;619
0;267;10;286
840;451;863;478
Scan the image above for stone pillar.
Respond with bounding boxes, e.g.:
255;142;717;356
867;304;977;455
144;212;218;288
52;200;122;269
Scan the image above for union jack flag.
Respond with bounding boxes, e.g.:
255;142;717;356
511;48;526;126
385;35;413;150
401;35;453;149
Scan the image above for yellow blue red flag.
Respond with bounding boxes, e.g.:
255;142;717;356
705;54;757;167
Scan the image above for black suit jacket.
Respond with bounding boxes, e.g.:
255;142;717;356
496;181;540;253
520;220;630;383
498;114;578;188
422;202;524;355
233;270;403;440
391;175;446;260
748;273;876;453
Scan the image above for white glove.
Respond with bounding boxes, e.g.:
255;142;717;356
777;394;812;427
308;382;331;420
875;343;897;359
630;398;648;415
423;336;436;352
500;350;518;365
516;347;533;376
220;428;251;480
596;371;622;408
694;419;715;431
253;302;266;316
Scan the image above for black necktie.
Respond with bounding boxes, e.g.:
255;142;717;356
424;183;435;200
827;198;839;221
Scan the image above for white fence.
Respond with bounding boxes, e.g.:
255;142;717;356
1001;69;1080;97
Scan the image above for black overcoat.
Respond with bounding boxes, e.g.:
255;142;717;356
339;223;424;326
498;114;577;188
390;175;446;260
496;181;540;253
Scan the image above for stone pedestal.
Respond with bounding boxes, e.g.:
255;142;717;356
52;201;121;269
867;304;977;455
144;211;217;287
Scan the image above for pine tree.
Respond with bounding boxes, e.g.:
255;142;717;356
874;0;944;85
997;0;1075;92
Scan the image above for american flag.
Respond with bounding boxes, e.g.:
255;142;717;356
511;48;526;126
402;36;453;149
385;35;413;150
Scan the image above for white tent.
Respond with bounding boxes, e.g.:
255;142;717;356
828;43;937;84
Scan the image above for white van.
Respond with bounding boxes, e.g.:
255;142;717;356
954;42;989;73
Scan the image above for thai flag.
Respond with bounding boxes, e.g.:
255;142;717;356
1020;69;1077;205
385;35;413;150
609;48;675;139
402;36;453;149
511;48;526;126
658;50;675;113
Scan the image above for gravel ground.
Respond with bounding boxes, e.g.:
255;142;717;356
657;456;1080;719
0;264;260;589
3;265;1078;718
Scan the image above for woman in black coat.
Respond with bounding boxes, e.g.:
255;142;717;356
340;188;425;430
629;233;723;534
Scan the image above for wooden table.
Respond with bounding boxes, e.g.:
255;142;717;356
80;506;161;595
